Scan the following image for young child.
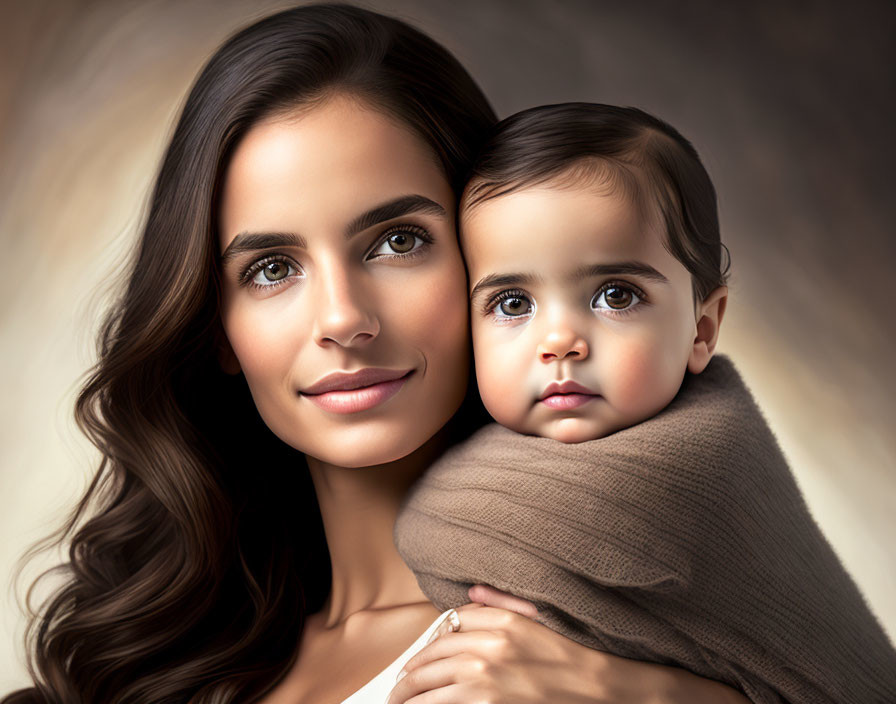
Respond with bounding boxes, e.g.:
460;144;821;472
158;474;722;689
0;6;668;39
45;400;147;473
394;104;896;703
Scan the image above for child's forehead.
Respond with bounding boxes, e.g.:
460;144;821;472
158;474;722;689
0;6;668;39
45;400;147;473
459;178;665;268
462;159;665;238
456;176;700;302
461;157;651;217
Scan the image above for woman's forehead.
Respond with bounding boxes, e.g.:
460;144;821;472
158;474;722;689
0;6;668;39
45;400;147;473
218;96;453;250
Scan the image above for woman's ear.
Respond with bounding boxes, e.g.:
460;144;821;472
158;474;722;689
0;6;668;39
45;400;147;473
688;285;728;374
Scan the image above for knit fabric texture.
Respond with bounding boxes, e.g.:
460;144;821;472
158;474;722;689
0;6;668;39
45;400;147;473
394;356;896;703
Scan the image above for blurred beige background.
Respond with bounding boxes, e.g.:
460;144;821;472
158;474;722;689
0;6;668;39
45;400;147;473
1;0;894;690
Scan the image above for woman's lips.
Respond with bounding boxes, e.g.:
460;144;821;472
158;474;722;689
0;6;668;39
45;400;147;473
301;368;413;414
539;380;599;410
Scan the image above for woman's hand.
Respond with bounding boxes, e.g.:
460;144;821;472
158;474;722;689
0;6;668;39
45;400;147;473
386;585;751;704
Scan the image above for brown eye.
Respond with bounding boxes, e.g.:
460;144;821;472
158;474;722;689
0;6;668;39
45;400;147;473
369;226;432;259
604;286;632;309
245;257;301;289
386;232;415;253
497;296;532;317
591;285;640;313
263;261;290;281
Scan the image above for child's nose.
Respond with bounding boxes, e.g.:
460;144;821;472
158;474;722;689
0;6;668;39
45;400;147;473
537;328;589;362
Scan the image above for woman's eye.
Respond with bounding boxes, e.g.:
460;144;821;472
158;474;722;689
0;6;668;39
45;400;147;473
384;232;416;253
369;227;431;258
244;257;302;289
591;285;641;312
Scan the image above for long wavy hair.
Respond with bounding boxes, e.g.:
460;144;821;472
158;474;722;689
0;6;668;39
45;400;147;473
4;5;495;702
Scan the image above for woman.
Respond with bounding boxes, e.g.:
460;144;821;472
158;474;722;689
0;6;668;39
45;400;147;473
5;5;750;702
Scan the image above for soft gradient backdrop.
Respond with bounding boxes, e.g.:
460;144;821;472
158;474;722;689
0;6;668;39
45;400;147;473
2;0;894;689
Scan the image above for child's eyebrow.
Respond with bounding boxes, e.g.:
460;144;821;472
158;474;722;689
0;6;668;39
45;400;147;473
469;261;669;301
575;261;670;284
470;272;544;301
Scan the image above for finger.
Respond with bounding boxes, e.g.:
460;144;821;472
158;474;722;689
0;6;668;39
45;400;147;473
401;606;539;676
468;584;539;619
386;654;477;704
402;683;466;704
451;604;535;634
400;631;500;676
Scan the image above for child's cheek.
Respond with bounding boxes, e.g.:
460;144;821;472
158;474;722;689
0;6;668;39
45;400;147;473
608;335;682;417
472;324;531;432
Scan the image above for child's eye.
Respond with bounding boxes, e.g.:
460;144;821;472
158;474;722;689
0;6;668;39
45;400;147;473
591;283;644;314
487;289;535;320
497;296;531;317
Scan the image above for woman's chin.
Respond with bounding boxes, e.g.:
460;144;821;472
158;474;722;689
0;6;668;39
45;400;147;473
300;426;441;470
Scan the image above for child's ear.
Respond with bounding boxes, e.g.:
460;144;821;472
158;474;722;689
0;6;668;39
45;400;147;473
688;285;728;374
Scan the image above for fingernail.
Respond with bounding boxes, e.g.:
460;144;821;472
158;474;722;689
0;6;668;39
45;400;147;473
395;668;407;683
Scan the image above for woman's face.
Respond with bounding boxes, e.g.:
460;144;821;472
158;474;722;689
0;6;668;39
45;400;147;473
218;95;469;468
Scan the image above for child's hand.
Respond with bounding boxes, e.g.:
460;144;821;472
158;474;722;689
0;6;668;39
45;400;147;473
467;583;539;619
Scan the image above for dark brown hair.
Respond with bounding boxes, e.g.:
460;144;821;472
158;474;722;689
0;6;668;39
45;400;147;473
4;4;494;702
464;103;730;301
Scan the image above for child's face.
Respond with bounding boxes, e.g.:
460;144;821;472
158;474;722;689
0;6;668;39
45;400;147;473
461;181;701;443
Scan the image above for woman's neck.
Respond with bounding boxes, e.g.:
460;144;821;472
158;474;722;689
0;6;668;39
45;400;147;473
306;428;448;629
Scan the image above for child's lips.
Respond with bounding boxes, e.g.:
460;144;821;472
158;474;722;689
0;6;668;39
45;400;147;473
540;392;597;410
538;380;600;410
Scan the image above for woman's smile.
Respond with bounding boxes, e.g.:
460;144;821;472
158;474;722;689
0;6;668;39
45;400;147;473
300;368;415;414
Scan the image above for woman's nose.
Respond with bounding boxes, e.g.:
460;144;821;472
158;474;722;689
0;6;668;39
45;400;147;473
537;327;589;362
312;269;380;348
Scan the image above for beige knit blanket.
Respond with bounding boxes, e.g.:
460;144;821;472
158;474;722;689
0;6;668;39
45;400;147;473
395;356;896;703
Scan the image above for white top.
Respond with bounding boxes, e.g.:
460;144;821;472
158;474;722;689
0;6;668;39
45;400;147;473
340;609;459;704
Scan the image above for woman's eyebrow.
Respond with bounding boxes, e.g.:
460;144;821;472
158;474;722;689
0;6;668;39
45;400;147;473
220;195;447;262
345;194;447;237
221;232;305;263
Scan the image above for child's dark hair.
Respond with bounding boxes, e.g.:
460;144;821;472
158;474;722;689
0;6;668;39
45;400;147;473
463;103;730;302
